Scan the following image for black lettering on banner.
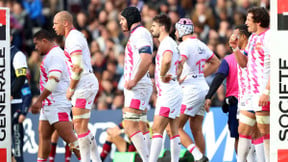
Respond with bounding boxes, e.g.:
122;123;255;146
0;47;5;67
279;58;288;141
0;46;5;142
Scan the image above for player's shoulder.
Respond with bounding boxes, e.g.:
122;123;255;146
132;26;151;38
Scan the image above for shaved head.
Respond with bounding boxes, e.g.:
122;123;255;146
53;11;74;36
55;11;73;25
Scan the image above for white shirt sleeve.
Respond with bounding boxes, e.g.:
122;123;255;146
13;51;27;70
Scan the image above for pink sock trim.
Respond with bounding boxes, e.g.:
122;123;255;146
189;146;196;153
152;134;163;138
170;135;180;140
252;137;264;145
263;134;270;140
78;130;90;138
130;131;141;138
239;134;252;139
143;131;150;135
37;159;47;162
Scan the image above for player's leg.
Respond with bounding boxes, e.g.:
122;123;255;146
237;110;256;162
251;128;265;162
53;120;81;159
255;111;270;162
149;115;169;162
49;130;59;162
139;113;151;153
227;102;239;153
168;118;181;162
38;120;54;161
190;115;205;153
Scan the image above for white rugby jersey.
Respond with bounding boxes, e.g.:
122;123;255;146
64;29;93;76
40;46;71;107
124;25;153;85
155;36;180;96
237;50;248;106
245;29;271;95
179;37;214;87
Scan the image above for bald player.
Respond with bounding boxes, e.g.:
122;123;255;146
53;11;101;162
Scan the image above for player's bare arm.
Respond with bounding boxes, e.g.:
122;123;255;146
203;55;220;77
160;51;173;83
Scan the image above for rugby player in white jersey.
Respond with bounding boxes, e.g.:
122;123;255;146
119;7;153;162
229;7;271;162
31;29;81;162
148;14;183;162
175;18;219;162
53;11;101;162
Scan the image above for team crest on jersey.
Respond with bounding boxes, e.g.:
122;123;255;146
255;42;262;51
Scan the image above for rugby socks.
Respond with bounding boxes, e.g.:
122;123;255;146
37;157;47;162
49;142;57;162
149;134;163;162
263;134;270;162
130;131;149;161
143;131;151;153
65;143;72;162
128;143;136;152
252;137;265;162
246;143;256;162
237;135;252;162
89;131;102;162
100;141;112;160
170;135;181;162
78;131;91;162
187;143;203;160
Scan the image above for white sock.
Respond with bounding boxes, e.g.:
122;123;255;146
237;135;252;162
253;137;265;162
246;143;256;162
143;131;151;153
78;131;91;162
170;135;181;162
89;131;101;162
149;134;163;162
263;135;270;162
130;131;149;162
37;157;47;162
187;143;203;160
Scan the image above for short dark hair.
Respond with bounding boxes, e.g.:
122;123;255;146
33;29;55;41
235;24;251;38
153;14;171;33
247;7;269;28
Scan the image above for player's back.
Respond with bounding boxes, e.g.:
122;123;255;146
179;37;214;86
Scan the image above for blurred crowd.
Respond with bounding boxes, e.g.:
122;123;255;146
2;0;270;111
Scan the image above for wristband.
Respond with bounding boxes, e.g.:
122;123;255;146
69;87;75;92
263;89;270;96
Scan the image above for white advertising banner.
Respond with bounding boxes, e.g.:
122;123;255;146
271;0;288;162
0;7;11;162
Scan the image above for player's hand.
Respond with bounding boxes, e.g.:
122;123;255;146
31;101;42;114
18;114;26;123
124;79;137;90
161;74;172;83
259;93;269;107
229;34;239;50
204;99;212;112
178;75;187;84
66;88;74;100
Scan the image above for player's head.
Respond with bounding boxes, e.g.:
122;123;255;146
246;7;269;32
33;29;55;55
120;7;141;32
150;14;171;38
175;18;193;40
53;11;73;36
234;24;251;49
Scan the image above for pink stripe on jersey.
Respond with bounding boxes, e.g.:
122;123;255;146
180;104;186;114
163;50;173;55
78;130;90;138
152;135;163;138
40;57;52;106
45;45;58;55
159;107;170;117
48;69;62;73
206;53;214;62
75;98;87;108
180;54;188;60
58;112;69;121
170;135;180;139
70;50;82;55
130;131;141;138
262;101;270;111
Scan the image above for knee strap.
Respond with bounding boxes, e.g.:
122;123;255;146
239;113;256;126
123;112;141;121
69;140;79;151
256;115;270;124
139;113;148;122
73;112;91;120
